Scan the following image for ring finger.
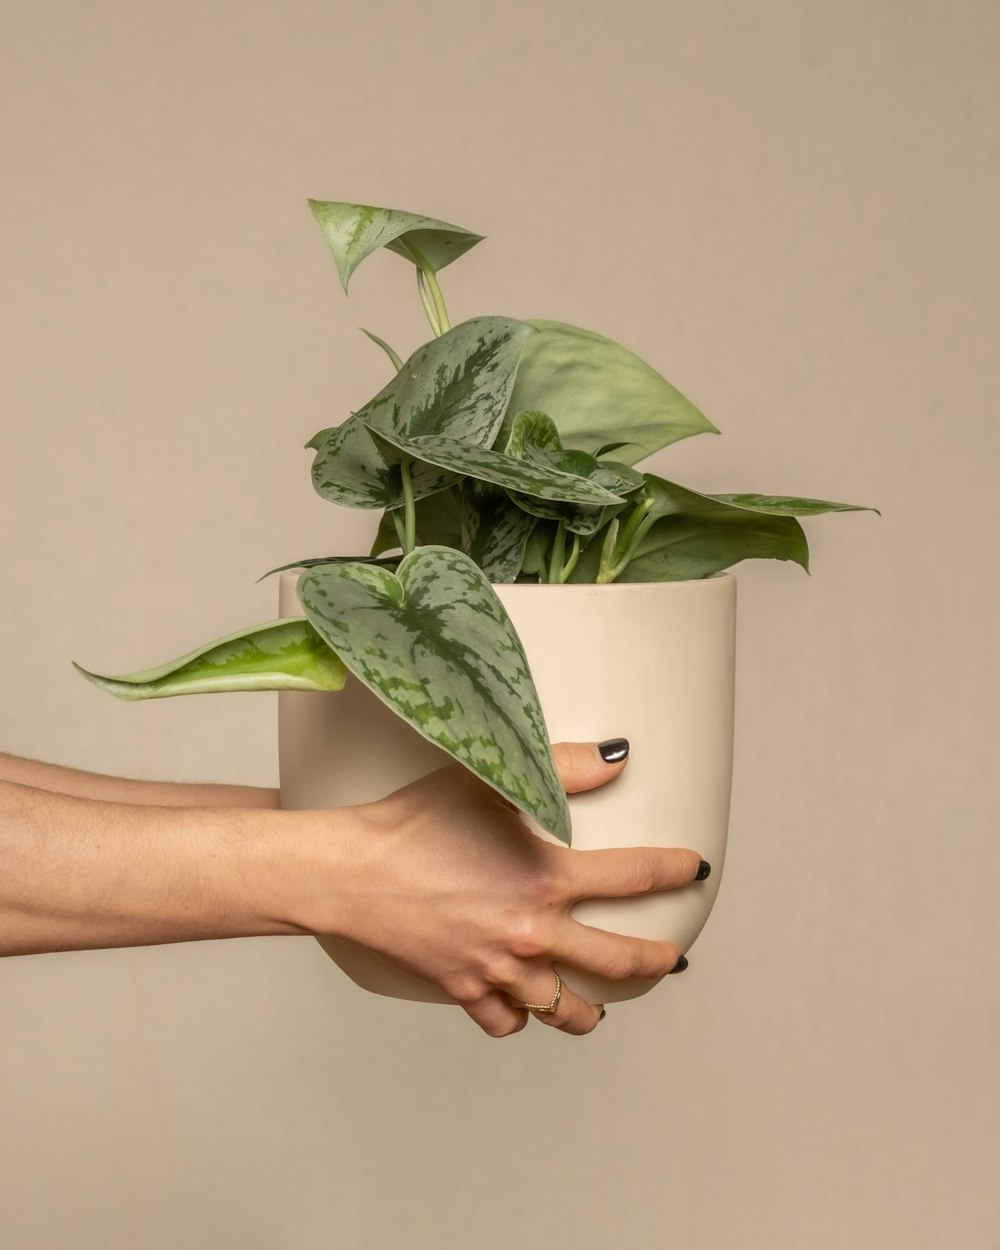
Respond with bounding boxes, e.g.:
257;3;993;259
509;970;603;1036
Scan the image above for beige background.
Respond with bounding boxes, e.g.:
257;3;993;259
1;2;997;1247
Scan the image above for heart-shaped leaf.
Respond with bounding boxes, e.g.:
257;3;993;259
297;548;571;843
502;320;718;463
309;200;484;291
358;317;534;448
74;620;346;700
308;416;457;509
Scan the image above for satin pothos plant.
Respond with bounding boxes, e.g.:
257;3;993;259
77;200;874;845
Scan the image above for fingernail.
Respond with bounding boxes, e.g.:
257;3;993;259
598;738;630;763
695;860;712;881
668;955;689;975
599;1007;607;1021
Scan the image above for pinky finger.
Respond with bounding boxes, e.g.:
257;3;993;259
461;992;530;1039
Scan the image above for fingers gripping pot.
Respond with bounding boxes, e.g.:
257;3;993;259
278;572;736;1005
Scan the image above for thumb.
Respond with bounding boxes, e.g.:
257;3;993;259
551;739;630;795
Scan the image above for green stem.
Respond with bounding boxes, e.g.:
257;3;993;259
416;270;441;337
596;519;621;584
400;460;417;554
558;532;581;583
391;508;407;552
547;522;567;585
403;239;452;337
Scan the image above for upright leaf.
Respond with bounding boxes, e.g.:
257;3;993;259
74;620;346;700
503;320;717;463
309;200;483;291
358;317;534;448
298;549;571;843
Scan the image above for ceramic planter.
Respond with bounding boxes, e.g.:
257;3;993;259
278;572;736;1005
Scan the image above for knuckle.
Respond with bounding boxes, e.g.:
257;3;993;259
447;977;485;1008
626;849;662;896
482;1016;525;1039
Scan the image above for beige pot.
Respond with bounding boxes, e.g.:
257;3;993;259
278;572;736;1005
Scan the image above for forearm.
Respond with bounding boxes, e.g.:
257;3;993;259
0;752;280;809
0;780;342;955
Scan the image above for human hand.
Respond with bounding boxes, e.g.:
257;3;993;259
309;741;706;1038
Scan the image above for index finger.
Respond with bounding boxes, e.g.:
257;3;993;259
561;846;707;902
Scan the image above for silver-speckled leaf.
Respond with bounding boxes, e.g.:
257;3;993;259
503;320;718;463
75;620;346;700
461;482;537;583
710;493;879;517
358;317;534;449
308;416;457;509
309;200;483;291
298;548;571;843
361;425;624;506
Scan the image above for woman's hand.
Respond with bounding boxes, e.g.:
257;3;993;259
302;742;705;1038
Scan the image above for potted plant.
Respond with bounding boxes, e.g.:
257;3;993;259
76;200;873;1005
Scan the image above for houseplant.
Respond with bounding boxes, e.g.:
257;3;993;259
77;201;873;1001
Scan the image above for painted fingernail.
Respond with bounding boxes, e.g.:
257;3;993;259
599;1007;607;1021
598;738;630;763
668;955;689;975
695;860;712;881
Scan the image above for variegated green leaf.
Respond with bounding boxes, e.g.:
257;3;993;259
358;317;534;449
504;410;640;535
297;548;570;843
569;476;810;582
308;416;456;509
258;555;399;582
308;200;483;291
461;482;537;583
74;620;346;700
709;493;879;517
503;320;718;463
361;425;625;506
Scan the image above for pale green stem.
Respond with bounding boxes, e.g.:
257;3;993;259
547;522;567;585
596;518;621;584
416;270;441;337
391;508;407;552
400;460;417;554
558;532;582;583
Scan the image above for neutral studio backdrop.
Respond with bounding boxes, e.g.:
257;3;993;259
1;2;997;1248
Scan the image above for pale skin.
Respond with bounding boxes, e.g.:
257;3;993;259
0;743;704;1038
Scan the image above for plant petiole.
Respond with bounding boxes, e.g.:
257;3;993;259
400;460;417;554
558;532;581;583
548;521;568;585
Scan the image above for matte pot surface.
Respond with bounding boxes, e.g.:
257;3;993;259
279;573;736;1005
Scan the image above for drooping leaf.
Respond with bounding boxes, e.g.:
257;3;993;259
503;320;717;463
297;548;571;843
709;493;880;517
74;620;346;700
307;415;457;509
258;555;400;582
568;475;811;582
461;482;537;583
357;317;534;449
361;424;625;506
308;200;483;291
370;487;464;557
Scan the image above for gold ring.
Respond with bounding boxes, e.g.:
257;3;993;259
515;970;562;1014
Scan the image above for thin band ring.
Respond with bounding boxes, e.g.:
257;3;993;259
514;970;562;1014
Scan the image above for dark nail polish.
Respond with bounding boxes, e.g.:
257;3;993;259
695;860;712;881
599;738;630;763
599;1008;607;1021
668;955;689;975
